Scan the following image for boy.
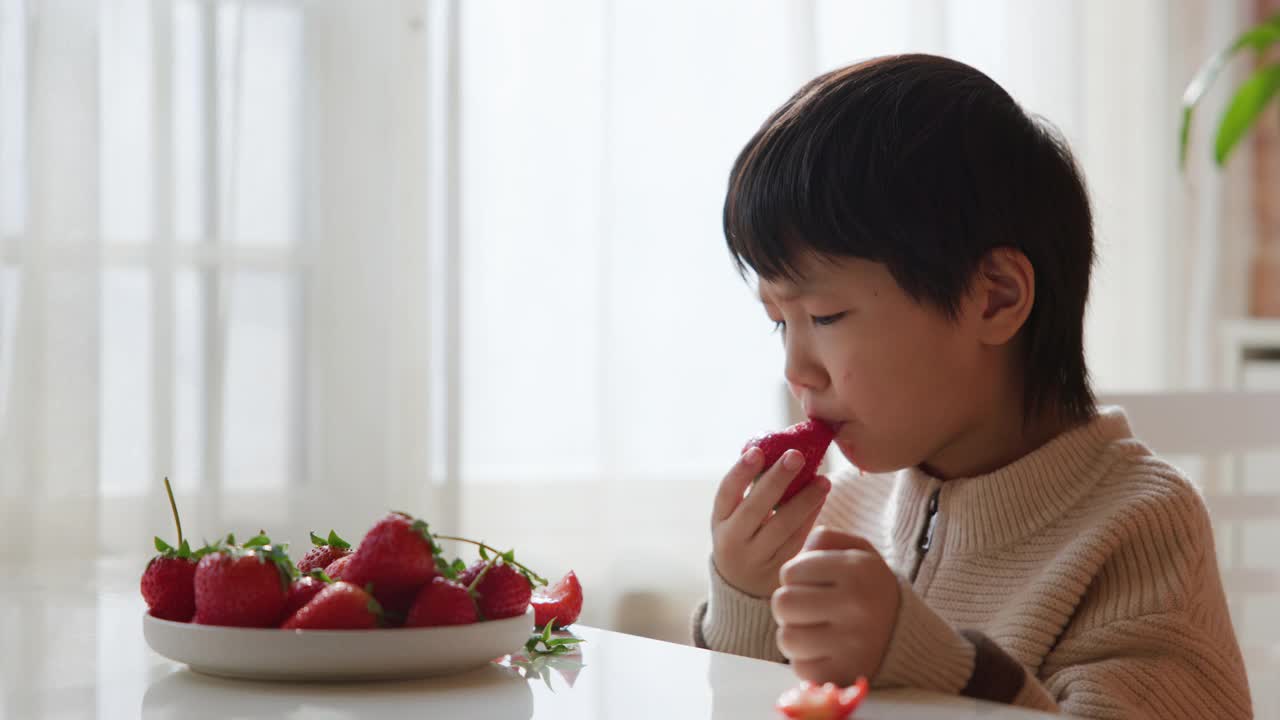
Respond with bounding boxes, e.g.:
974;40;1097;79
692;54;1252;718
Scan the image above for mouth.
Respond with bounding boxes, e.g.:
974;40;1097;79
809;416;845;435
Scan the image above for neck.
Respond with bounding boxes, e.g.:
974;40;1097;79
920;396;1080;481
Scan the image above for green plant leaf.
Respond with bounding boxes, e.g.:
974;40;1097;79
479;545;490;561
1180;12;1280;169
154;537;172;553
243;533;271;549
1214;62;1280;166
310;531;326;547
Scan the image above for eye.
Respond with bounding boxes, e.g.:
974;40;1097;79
811;312;846;327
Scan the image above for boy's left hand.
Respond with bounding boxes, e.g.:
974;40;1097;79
772;526;901;687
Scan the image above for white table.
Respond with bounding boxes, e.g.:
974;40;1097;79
1;556;1053;719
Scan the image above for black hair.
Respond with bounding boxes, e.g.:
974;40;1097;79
724;53;1096;425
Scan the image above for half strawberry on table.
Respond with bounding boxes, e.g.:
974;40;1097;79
776;678;869;720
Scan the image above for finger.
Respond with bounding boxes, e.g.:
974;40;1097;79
712;447;765;525
776;623;835;662
771;584;839;626
734;449;806;527
753;474;829;549
802;525;880;553
768;503;824;566
779;549;862;587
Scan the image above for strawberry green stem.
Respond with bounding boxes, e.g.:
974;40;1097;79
434;534;547;585
163;476;183;547
466;557;498;594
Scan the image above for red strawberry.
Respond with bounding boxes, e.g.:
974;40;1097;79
406;576;478;627
282;581;382;630
140;478;206;622
776;677;869;720
465;559;533;620
324;554;353;580
192;535;294;628
532;570;583;629
343;512;439;617
141;554;198;622
742;419;836;504
282;573;329;619
297;530;352;574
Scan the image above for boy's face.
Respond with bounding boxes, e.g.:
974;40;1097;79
758;253;993;475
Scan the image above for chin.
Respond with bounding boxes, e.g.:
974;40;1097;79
836;439;912;475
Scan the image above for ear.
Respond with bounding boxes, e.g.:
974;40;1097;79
967;247;1034;346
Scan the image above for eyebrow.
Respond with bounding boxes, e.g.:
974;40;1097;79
758;281;812;303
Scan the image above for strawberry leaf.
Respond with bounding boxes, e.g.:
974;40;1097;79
525;623;586;658
306;569;333;583
309;531;327;547
243;533;271;549
479;545;490;561
326;530;351;550
154;537;173;554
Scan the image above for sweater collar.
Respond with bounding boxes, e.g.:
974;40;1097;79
887;406;1138;555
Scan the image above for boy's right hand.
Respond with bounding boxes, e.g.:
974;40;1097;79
710;446;832;599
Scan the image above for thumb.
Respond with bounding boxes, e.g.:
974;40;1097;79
802;525;879;553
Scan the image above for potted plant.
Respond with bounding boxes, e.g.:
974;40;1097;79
1180;11;1280;316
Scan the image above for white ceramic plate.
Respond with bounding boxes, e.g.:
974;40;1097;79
143;607;536;682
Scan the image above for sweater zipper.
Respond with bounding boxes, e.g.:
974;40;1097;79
909;488;941;583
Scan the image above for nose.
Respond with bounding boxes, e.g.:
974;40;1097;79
783;330;829;399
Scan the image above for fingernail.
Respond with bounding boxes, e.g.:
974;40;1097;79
783;450;804;470
742;447;763;466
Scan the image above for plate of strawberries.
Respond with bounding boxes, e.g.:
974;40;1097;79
140;480;584;681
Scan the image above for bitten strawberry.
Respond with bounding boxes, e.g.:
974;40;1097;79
532;570;583;629
297;530;352;574
192;534;294;628
405;576;478;627
342;512;439;617
282;571;330;619
281;581;382;630
742;419;836;504
140;477;207;622
776;678;869;720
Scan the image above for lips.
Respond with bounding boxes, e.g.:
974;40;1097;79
809;416;844;434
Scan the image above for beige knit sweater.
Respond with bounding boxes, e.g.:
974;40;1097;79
692;407;1253;718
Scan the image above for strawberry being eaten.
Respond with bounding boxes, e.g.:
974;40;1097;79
742;419;836;504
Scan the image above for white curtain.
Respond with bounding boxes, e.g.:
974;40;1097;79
0;0;1254;641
